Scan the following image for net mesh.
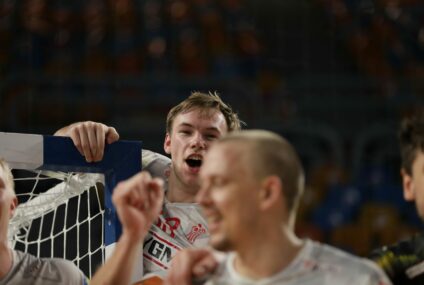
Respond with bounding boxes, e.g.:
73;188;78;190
9;169;105;278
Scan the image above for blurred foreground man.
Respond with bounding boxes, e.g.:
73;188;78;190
165;130;392;285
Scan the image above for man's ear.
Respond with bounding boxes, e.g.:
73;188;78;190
258;176;283;211
10;196;18;218
401;168;415;201
164;133;171;155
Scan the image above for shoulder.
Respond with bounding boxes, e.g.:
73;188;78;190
370;232;424;260
142;149;171;178
39;257;86;285
369;232;424;282
142;149;171;166
48;257;84;275
8;250;85;285
309;240;392;284
311;241;377;270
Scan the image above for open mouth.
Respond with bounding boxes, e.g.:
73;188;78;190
207;214;221;232
185;155;203;168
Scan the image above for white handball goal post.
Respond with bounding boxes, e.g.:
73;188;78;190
0;132;142;278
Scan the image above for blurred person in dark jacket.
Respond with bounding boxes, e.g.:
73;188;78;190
370;112;424;284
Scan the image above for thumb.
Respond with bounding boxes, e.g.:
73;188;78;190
106;127;120;144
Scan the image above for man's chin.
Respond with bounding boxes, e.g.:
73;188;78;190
210;238;233;252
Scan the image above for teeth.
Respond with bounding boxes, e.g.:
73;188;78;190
187;155;202;160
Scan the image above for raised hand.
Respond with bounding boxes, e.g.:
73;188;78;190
55;121;119;162
164;248;219;285
90;172;164;285
113;171;164;242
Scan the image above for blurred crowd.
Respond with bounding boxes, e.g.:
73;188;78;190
321;0;424;97
1;0;424;258
0;0;260;77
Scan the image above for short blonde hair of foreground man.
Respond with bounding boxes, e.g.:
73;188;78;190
165;130;392;285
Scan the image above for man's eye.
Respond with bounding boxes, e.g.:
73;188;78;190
205;134;218;141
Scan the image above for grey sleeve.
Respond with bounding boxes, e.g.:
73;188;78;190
142;149;171;181
48;258;87;285
0;250;87;285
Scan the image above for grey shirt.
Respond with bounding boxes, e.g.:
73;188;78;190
0;249;86;285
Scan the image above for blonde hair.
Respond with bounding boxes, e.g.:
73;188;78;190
166;91;243;133
0;159;15;193
218;130;305;215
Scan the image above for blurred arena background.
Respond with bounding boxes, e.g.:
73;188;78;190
1;0;424;257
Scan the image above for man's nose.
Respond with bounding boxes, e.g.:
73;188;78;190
190;133;206;149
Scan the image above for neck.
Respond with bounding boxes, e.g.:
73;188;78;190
166;173;198;203
233;224;303;280
0;241;13;279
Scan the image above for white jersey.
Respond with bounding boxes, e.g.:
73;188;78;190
123;150;209;282
0;249;87;285
206;239;392;285
142;201;209;279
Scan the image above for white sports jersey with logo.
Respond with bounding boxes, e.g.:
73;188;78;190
142;201;209;279
205;239;392;285
129;150;209;282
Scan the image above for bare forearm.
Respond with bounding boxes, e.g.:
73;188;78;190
90;233;142;285
91;171;164;284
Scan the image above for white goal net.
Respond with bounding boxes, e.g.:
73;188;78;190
1;132;142;278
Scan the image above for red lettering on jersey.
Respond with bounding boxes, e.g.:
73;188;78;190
154;215;181;238
186;223;206;244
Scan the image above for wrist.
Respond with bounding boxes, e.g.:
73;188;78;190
120;230;145;246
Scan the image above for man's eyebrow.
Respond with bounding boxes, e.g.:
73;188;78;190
178;123;221;132
177;123;194;128
205;127;221;132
